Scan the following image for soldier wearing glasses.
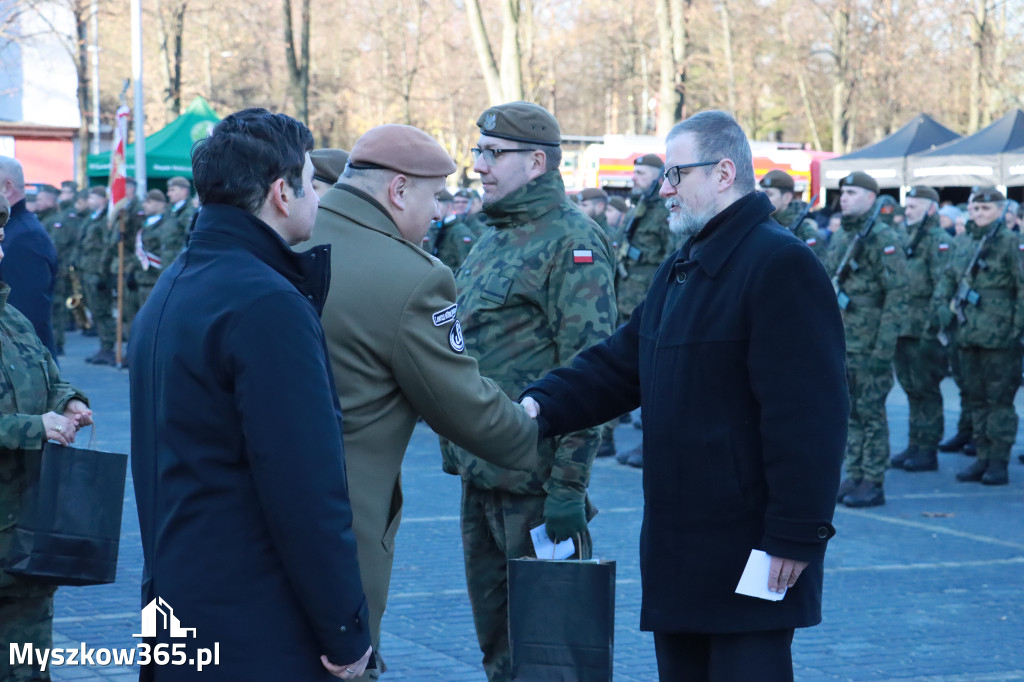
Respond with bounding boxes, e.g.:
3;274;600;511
440;101;616;682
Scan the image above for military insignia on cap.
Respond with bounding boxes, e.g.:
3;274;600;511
432;303;458;327
449;320;465;353
483;113;497;131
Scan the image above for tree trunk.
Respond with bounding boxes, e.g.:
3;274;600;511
283;0;310;123
75;0;90;184
830;2;852;152
156;0;187;124
499;0;523;101
719;0;737;116
464;0;503;104
780;11;822;150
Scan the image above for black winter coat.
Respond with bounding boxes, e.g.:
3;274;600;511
129;204;371;680
0;200;57;357
525;192;848;633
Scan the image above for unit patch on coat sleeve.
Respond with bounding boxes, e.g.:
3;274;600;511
573;249;594;264
449;320;465;353
432;303;458;326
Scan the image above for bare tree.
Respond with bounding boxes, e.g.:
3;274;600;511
155;0;188;124
656;0;691;135
282;0;310;123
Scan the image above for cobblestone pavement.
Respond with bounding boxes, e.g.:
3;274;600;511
39;330;1024;681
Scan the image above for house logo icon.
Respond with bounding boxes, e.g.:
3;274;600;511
133;597;197;638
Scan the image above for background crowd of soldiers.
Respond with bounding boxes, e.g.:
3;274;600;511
26;176;196;366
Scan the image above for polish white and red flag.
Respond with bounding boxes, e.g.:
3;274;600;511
108;105;130;214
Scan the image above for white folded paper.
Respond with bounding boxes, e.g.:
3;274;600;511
529;524;576;560
735;549;786;601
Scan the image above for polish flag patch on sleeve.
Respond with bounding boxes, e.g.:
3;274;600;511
573;249;594;264
883;245;897;255
939;243;950;251
805;237;817;246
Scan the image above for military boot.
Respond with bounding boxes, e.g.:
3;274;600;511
626;446;643;468
90;349;117;366
889;445;918;469
981;460;1009;486
962;440;977;456
617;444;640;466
596;435;616;459
938;432;971;452
842;480;885;508
903;449;938;472
955;459;987;482
836;477;861;503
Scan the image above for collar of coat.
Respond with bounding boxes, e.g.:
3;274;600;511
670;191;774;280
481;170;566;229
190;203;331;315
318;184;406;243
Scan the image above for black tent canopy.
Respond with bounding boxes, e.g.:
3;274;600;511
906;109;1024;188
821;114;960;189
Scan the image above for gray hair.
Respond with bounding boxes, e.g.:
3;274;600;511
666;111;754;194
0;156;25;190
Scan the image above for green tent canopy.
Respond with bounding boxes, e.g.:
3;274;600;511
86;96;220;180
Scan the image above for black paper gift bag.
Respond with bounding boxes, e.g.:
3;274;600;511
509;558;616;682
5;441;128;586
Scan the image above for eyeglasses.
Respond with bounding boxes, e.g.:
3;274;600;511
664;160;722;187
471;148;537;164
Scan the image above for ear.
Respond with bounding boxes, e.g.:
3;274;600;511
388;174;410;212
716;159;737;192
267;178;290;217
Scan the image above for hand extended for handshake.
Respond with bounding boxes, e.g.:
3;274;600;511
519;396;809;591
43;399;94;446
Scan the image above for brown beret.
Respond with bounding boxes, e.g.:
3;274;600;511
760;170;795;192
310;148;349;184
438;190;454;202
0;193;9;228
349;124;457;177
146;189;167;202
37;184;59;196
88;186;107;198
608;196;629;213
970;186;1005;203
579;188;609;202
634;154;664;169
839;171;879;194
476;101;561;146
60;180;78;192
167;176;191;189
906;185;939;202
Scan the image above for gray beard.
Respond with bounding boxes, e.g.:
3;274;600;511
668;200;717;238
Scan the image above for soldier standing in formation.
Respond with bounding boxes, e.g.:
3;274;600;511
889;186;951;472
760;169;826;260
110;178;147;346
934;188;1024;486
310;148;350;198
162;176;195;271
578;187;609;234
827;172;908;508
133;189;168;309
441;101;616;682
79;186;116;365
44;188;87;354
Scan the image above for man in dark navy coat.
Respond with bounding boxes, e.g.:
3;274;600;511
522;111;848;681
128;109;373;681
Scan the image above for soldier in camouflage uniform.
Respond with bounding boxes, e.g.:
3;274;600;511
37;186;80;354
889;187;952;472
440;102;616;682
604;195;629;250
760;170;826;260
78;186;116;365
934;188;1024;486
616;154;673;324
109;179;147;347
160;176;195;272
826;172;909;507
134;189;168;307
0;193;92;682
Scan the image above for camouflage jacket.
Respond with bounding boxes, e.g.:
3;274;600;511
900;213;952;338
0;284;88;594
431;217;477;272
160;200;196;271
440;170;617;494
933;220;1024;349
825;212;909;358
773;201;825;260
135;213;167;287
45;206;84;269
109;197;147;277
76;207;112;278
620;191;672;272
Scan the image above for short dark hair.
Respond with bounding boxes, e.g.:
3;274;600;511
667;110;755;194
192;108;313;215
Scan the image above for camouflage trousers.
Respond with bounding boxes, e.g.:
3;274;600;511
845;352;895;483
956;346;1021;463
460;482;592;682
0;589;56;681
894;336;946;450
949;343;975;436
615;264;658;323
52;277;70;351
82;276;115;351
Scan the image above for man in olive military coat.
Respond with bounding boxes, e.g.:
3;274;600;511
311;125;540;678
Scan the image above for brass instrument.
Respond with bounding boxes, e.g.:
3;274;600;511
65;265;91;330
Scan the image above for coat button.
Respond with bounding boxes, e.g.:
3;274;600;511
675;271;687;284
339;626;347;633
817;526;829;539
